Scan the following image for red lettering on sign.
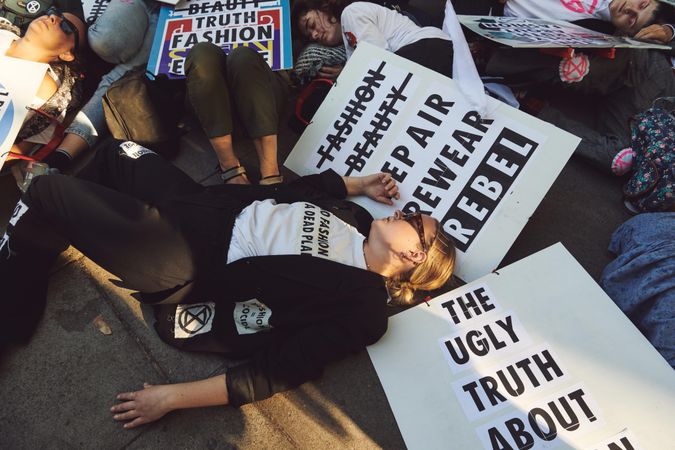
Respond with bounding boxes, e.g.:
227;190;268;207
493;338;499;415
559;0;598;14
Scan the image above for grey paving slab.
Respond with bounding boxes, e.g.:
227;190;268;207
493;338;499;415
78;260;228;384
0;260;155;449
501;155;632;280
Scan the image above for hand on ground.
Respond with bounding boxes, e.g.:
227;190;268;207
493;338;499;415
111;383;173;429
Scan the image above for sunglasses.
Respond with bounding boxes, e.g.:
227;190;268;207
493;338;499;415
402;212;428;253
44;7;79;53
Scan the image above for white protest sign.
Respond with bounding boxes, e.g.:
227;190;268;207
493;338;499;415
366;243;675;450
0;56;48;170
285;43;580;282
459;16;671;50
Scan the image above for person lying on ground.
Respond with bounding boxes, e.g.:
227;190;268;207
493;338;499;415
484;45;675;174
0;139;456;428
502;0;670;37
45;0;160;172
0;10;85;161
291;0;455;80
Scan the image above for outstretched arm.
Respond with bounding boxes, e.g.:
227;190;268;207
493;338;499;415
342;172;400;205
634;24;674;43
111;375;229;429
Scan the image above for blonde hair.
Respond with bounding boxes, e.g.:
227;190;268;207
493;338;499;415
386;227;456;305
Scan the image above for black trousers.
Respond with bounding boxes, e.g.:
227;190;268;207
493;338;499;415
395;38;454;79
0;140;239;343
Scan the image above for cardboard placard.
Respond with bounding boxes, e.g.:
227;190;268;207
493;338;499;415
0;56;48;170
459;15;671;50
147;0;292;79
284;43;580;282
367;244;675;450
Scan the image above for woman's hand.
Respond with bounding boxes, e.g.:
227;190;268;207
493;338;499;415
318;65;343;80
343;173;400;205
634;24;674;43
112;375;229;429
111;383;174;429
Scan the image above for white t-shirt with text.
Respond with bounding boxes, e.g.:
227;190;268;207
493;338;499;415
227;199;368;270
340;2;450;60
504;0;612;23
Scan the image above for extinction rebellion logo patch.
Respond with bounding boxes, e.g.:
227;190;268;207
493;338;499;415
173;302;215;339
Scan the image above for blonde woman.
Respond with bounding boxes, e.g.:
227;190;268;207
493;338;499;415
1;139;456;427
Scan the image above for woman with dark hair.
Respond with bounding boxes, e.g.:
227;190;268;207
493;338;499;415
1;9;85;157
0;139;456;427
291;0;455;79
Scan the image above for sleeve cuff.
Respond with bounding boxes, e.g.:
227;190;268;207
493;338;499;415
665;24;675;42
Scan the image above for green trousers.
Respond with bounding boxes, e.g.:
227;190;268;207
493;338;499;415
185;43;290;140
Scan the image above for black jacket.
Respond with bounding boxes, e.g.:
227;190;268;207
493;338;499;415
153;170;389;407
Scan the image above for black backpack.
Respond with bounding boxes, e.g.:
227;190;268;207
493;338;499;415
102;70;186;158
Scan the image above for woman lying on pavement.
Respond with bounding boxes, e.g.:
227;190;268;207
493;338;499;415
291;0;455;79
0;139;456;428
0;10;85;160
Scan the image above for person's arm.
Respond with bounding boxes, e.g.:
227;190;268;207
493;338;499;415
225;284;388;407
634;23;675;43
318;64;344;80
111;375;229;429
342;172;400;205
340;3;390;58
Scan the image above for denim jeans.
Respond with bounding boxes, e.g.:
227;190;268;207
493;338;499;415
65;0;159;148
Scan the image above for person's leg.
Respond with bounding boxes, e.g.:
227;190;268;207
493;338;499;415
184;43;249;184
394;38;454;78
537;105;629;172
226;46;290;182
77;139;204;203
485;48;632;95
0;173;197;345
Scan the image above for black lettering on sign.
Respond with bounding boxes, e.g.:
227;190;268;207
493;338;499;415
317;62;386;169
441;127;538;252
346;72;413;175
443;315;519;366
608;438;636;450
441;286;496;325
461;349;564;412
486;388;597;450
181;0;278;15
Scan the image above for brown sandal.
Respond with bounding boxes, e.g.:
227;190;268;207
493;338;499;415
259;174;284;185
220;165;247;183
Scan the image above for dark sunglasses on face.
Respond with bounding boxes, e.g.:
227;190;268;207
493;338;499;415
402;212;428;253
44;7;79;52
